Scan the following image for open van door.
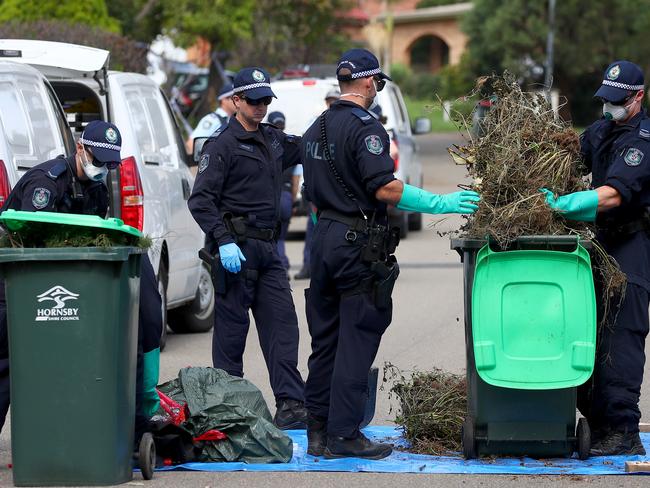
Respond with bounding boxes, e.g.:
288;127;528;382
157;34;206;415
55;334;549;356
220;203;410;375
0;40;111;116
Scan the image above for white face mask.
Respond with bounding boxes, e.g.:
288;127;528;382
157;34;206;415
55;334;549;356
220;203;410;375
81;149;108;181
602;102;629;121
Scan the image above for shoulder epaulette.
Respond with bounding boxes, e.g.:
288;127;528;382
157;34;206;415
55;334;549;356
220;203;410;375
207;126;227;141
351;108;374;124
639;119;650;139
46;161;68;180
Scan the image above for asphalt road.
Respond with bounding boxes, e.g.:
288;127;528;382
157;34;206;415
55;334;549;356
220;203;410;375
0;132;648;487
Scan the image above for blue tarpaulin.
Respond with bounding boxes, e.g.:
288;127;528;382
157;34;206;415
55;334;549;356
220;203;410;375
156;426;650;475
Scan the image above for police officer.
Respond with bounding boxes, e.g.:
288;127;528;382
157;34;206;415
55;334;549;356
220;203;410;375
543;60;649;456
0;121;162;444
295;90;342;281
188;68;307;429
190;82;236;140
268;111;301;275
301;48;480;459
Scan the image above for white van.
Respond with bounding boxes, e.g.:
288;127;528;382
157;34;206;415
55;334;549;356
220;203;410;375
0;40;214;339
268;76;431;237
0;60;75;204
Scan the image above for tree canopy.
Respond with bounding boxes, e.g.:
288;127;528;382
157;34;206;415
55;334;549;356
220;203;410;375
463;0;650;122
0;0;120;32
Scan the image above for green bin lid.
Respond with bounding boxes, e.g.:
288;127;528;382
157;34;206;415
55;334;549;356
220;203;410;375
0;210;142;238
471;242;596;390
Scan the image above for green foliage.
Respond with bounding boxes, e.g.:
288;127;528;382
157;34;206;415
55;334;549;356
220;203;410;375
106;0;164;43
230;0;354;70
390;63;440;100
463;0;650;123
161;0;255;48
437;57;474;100
417;0;467;8
403;95;459;133
0;20;148;73
0;0;120;32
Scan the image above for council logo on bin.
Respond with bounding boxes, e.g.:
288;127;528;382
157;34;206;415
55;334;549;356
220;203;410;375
35;285;80;322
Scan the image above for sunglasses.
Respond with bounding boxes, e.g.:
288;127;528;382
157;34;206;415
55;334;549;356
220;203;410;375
599;91;637;106
373;76;386;92
241;96;273;106
86;149;120;170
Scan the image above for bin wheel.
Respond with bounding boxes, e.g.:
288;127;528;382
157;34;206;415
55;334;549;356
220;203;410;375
462;418;477;459
576;418;591;460
139;432;156;480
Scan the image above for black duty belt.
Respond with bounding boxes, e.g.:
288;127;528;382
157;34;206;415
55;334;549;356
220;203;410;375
319;209;370;232
225;215;277;241
599;212;650;238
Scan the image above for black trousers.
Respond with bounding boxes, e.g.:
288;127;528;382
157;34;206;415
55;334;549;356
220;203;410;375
212;238;305;404
304;219;392;438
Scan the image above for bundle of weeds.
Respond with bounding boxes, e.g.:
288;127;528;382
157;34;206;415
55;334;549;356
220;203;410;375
384;363;466;455
0;222;151;249
448;73;626;324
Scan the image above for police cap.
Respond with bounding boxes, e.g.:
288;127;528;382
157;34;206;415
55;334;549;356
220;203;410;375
336;48;391;82
79;120;122;164
232;67;276;100
268;111;286;127
217;82;234;100
594;60;645;103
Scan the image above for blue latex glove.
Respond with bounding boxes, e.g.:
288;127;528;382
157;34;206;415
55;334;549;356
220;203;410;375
540;188;598;222
219;242;246;273
397;184;480;215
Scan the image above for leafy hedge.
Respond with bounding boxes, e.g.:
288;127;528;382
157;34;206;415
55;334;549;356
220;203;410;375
0;20;148;73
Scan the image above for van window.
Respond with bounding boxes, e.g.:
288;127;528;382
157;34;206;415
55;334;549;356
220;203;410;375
0;82;31;156
125;89;156;154
389;86;408;133
0;78;66;168
143;94;172;164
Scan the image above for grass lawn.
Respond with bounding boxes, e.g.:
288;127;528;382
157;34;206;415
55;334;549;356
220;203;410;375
403;95;473;133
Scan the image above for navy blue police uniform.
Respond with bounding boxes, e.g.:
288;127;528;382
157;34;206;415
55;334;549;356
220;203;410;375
188;68;306;417
0;122;161;444
300;51;397;441
577;61;650;441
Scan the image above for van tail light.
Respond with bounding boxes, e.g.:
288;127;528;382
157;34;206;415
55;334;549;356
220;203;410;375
392;138;400;172
0;160;11;209
119;156;144;231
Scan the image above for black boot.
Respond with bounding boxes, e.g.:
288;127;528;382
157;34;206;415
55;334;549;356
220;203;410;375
307;414;327;456
589;430;646;456
324;431;392;460
273;399;308;430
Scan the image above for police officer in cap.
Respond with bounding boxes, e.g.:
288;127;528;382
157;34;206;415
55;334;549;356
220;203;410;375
191;82;236;139
188;68;307;429
300;48;480;459
0;120;162;443
542;60;650;456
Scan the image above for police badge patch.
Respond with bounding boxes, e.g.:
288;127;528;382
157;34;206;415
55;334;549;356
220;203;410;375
198;154;210;173
252;70;265;82
607;65;621;80
365;135;383;155
105;127;118;144
32;188;51;209
624;147;644;166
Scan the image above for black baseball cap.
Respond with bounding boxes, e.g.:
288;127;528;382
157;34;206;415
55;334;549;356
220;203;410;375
79;120;122;164
232;67;276;100
336;49;391;82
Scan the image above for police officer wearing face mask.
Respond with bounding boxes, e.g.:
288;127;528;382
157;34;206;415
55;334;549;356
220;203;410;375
0;120;162;446
300;48;480;459
542;61;649;456
188;68;307;429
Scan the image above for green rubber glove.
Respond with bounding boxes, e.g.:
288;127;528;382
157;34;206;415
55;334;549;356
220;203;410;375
142;347;160;418
540;188;598;222
397;184;480;215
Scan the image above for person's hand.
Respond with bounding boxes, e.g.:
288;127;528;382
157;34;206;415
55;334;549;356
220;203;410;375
219;243;246;273
438;190;481;214
540;188;598;222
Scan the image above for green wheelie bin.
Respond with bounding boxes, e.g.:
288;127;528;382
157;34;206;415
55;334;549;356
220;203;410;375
0;211;144;486
451;236;596;460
